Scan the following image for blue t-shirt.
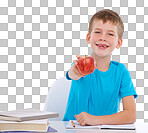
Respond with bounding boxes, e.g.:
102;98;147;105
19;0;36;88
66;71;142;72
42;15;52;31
63;61;137;121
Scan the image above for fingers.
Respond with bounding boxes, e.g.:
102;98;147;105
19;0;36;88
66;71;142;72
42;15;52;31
76;55;80;59
73;60;85;77
73;60;78;65
79;119;85;126
75;114;86;126
75;115;78;117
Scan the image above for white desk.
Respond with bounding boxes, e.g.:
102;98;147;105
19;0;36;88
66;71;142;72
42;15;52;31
50;121;148;133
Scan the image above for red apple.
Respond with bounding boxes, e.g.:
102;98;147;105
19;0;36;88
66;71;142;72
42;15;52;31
76;55;96;75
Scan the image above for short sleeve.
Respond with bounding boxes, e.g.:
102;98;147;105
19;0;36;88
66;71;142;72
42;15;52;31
119;67;137;99
66;70;72;80
65;63;74;80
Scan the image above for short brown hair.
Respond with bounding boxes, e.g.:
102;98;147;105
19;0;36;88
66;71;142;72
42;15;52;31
89;9;124;39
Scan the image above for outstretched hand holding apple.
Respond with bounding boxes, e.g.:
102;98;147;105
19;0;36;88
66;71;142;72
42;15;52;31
68;55;96;80
76;55;96;75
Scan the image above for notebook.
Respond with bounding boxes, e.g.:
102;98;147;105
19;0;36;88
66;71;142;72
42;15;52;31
66;120;136;130
0;108;59;122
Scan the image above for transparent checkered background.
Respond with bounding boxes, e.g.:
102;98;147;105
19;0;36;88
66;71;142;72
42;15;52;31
0;0;148;122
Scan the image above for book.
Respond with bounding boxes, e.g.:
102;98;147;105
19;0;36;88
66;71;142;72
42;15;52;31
0;108;59;122
0;126;57;133
66;120;136;130
0;119;49;132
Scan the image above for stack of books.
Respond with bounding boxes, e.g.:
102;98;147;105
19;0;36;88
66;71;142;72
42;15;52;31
0;108;59;132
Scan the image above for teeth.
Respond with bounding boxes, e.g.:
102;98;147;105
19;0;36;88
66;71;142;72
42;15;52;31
96;44;108;47
98;45;107;47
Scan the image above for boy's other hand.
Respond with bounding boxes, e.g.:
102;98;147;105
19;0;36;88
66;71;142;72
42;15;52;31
75;112;97;126
68;57;85;80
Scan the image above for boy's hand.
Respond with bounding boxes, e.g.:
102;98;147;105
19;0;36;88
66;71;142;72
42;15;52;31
75;112;97;126
76;55;96;75
68;55;85;80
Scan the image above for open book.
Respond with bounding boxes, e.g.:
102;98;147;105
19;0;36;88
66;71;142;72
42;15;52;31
66;120;136;130
0;108;59;122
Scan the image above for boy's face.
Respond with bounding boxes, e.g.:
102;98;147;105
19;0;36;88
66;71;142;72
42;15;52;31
86;20;122;58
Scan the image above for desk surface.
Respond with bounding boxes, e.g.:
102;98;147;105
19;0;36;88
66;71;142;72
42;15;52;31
49;121;148;133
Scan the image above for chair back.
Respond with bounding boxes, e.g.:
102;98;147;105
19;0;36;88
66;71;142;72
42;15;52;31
44;77;71;120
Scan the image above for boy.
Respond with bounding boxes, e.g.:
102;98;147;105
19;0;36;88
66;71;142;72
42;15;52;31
63;9;137;126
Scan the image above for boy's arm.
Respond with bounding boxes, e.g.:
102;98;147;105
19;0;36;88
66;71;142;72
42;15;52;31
75;95;136;126
96;95;136;125
67;60;85;80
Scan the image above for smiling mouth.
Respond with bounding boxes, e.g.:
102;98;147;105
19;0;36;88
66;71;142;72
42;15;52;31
96;44;109;48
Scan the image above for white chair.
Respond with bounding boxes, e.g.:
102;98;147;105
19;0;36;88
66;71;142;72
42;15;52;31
44;77;71;121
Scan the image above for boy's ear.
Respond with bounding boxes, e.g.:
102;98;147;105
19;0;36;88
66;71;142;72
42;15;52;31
86;33;91;44
116;38;123;49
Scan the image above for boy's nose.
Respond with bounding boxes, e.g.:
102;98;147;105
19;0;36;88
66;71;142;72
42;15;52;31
99;37;107;42
99;34;107;42
99;38;106;42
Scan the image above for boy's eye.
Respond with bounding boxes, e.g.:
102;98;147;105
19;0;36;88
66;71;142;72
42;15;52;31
108;33;114;36
95;31;101;33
